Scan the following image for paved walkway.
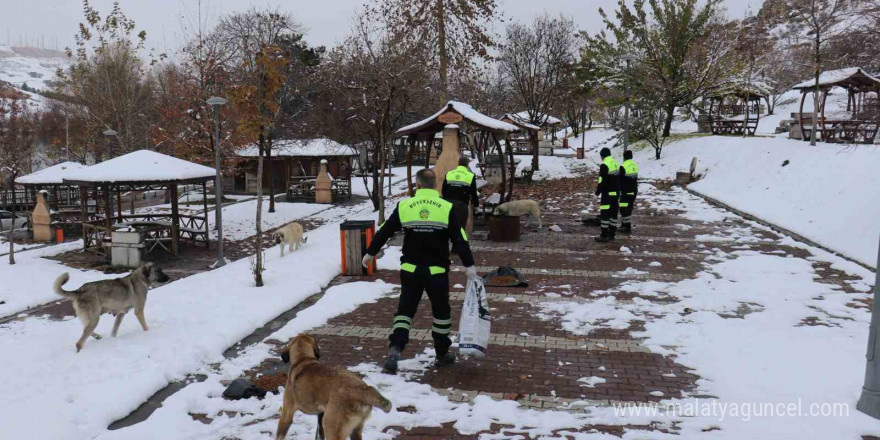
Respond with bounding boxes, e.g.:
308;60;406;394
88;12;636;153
193;173;865;439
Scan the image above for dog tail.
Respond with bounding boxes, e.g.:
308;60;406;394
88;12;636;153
53;273;76;297
364;386;392;413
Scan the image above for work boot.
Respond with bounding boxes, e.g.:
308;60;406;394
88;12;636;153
619;224;632;234
435;352;456;367
594;229;612;242
609;226;617;240
383;346;401;374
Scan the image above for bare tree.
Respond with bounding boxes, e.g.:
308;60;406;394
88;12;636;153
500;14;577;172
781;0;850;145
372;0;500;99
0;96;36;264
217;7;300;213
316;11;435;223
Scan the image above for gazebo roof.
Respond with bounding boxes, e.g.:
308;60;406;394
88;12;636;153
511;111;563;126
396;101;518;137
500;113;541;132
15;161;87;185
792;68;880;91
237;138;357;158
708;78;772;99
63;150;216;186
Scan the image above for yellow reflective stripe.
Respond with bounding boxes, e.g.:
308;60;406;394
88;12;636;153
429;266;446;275
608;192;617;196
401;263;417;273
600;205;610;210
460;228;468;242
619;203;629;207
598;176;603;184
627;192;635;195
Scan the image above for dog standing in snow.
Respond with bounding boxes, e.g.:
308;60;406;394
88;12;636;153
53;263;169;352
273;222;308;257
493;200;542;228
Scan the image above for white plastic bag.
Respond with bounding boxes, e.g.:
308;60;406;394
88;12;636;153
458;276;490;357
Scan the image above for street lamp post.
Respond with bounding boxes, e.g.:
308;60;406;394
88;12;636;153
618;54;637;153
857;240;880;419
206;96;228;268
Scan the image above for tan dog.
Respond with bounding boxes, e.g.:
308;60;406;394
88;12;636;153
276;334;391;440
493;199;543;228
273;222;308;257
53;263;169;352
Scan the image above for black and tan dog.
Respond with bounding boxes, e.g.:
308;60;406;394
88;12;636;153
54;262;169;352
276;334;392;440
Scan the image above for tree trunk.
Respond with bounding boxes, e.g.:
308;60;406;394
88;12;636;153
531;131;539;172
436;0;448;101
765;96;775;115
377;135;387;225
662;105;676;137
254;130;265;287
370;141;380;211
267;135;275;213
7;214;14;265
654;146;661;160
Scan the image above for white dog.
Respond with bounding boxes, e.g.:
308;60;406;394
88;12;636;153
493;200;542;228
273;222;307;256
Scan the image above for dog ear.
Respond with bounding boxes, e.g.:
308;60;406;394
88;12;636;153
280;348;290;363
312;339;321;360
141;263;153;278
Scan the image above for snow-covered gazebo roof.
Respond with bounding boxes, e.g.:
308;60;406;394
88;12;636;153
63;150;216;185
792;68;880;91
511;111;562;127
500;113;541;132
397;101;518;138
237;138;357;158
15;161;87;185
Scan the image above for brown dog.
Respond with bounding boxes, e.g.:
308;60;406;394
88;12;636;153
276;334;392;440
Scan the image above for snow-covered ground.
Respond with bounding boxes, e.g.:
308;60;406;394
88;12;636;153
0;45;68;91
0;240;120;317
631;136;880;267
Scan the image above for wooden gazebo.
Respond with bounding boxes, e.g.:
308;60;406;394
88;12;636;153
63;150;216;256
396;101;519;201
510;111;562;142
706;81;769;136
792;68;880;144
14;161;86;210
500;113;541;155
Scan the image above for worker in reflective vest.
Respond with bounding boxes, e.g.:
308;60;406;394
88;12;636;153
618;150;639;234
363;168;478;374
442;157;479;234
595;147;620;242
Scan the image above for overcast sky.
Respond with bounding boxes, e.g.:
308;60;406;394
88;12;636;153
3;0;764;53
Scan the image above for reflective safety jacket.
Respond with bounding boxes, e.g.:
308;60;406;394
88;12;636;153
620;159;639;196
366;188;475;273
442;166;479;206
596;156;620;196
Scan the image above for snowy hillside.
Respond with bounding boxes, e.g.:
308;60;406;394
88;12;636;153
631;136;880;268
0;45;68;92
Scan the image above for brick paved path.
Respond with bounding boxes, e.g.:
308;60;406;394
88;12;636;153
137;170;866;440
218;172;868;439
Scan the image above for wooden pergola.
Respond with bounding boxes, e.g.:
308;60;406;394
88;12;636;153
706;82;769;136
500;113;541;155
396;101;519;201
792;68;880;144
63;150;216;256
13;161;86;211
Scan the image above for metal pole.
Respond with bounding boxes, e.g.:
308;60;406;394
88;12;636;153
213;105;226;268
624;59;631;153
857;238;880;418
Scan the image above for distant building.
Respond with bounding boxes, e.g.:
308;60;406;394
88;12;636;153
234;138;358;200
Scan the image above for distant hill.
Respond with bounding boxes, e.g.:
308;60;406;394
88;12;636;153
0;45;69;94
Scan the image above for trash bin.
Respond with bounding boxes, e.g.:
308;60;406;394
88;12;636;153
111;229;145;268
576;147;584;159
340;220;376;275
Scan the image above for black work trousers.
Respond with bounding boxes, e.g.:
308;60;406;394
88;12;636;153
599;193;619;231
619;193;636;225
389;266;453;355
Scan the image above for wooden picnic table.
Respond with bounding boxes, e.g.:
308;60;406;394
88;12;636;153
114;220;174;254
801;119;879;143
